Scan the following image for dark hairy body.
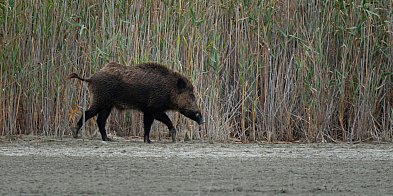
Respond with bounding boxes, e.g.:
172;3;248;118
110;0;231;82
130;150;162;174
67;62;203;143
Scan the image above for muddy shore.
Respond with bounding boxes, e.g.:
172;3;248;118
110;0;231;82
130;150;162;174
0;137;392;195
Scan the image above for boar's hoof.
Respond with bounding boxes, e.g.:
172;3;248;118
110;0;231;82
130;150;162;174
102;137;113;141
144;137;152;144
72;127;79;138
169;128;177;142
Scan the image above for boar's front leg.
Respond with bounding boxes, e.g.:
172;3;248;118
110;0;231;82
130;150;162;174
96;106;113;141
143;113;154;143
154;112;176;142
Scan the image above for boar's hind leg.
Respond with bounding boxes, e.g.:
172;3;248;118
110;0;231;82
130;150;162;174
96;106;113;141
143;113;154;144
74;106;102;138
154;113;176;142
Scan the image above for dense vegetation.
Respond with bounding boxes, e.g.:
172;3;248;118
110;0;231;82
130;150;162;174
1;0;392;142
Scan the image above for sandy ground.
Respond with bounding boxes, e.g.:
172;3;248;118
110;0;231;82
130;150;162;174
0;137;392;195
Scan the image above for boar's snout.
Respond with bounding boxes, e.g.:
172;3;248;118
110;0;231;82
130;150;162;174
180;109;204;125
175;77;204;124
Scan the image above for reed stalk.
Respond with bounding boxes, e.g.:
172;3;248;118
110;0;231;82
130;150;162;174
1;0;392;142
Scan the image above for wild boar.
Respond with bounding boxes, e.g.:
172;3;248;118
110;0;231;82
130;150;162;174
67;62;203;143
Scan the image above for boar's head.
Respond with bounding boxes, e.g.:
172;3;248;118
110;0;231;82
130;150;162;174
173;77;204;125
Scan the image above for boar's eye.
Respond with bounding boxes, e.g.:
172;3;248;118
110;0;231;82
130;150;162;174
177;78;187;90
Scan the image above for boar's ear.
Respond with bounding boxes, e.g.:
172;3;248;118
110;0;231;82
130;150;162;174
177;78;187;90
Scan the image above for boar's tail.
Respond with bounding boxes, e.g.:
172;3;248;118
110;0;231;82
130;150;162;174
66;73;91;82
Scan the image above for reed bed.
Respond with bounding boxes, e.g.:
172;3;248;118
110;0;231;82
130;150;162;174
1;0;392;142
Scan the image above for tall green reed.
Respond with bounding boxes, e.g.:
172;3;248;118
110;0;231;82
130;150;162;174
1;0;392;142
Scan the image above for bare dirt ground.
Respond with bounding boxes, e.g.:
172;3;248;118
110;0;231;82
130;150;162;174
0;136;392;195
